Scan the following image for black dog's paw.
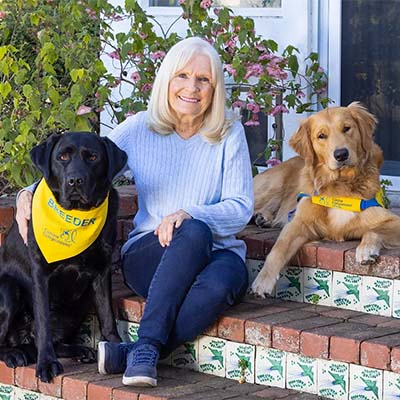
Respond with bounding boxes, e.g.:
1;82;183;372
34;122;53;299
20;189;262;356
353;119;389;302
36;360;64;383
4;349;29;368
75;346;96;364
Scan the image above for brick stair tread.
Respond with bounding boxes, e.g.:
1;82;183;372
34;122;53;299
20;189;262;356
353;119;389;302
111;274;400;373
0;360;321;400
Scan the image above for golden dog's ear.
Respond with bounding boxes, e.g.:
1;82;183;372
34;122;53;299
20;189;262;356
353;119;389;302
347;102;378;157
289;118;315;165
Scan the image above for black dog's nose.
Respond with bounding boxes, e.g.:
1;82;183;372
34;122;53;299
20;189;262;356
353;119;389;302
334;148;349;162
67;177;83;187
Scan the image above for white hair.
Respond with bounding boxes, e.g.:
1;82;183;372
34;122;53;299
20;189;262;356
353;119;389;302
147;37;234;143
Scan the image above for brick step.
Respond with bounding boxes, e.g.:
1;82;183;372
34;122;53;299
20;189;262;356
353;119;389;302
0;360;321;400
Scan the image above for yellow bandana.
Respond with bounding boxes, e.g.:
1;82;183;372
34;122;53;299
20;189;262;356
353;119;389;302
32;179;109;263
297;188;385;212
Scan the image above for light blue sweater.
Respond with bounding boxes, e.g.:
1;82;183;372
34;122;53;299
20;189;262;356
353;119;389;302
109;111;254;261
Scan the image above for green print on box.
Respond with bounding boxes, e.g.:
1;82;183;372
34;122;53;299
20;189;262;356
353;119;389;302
392;280;400;318
14;388;40;400
172;341;199;371
333;272;362;310
226;342;255;383
286;353;317;394
383;371;400;399
255;347;286;388
350;365;382;400
198;337;226;377
318;360;349;400
362;277;393;317
0;385;13;400
304;268;332;306
276;267;303;301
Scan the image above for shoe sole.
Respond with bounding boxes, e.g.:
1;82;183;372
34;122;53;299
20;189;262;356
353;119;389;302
97;341;107;375
122;375;157;387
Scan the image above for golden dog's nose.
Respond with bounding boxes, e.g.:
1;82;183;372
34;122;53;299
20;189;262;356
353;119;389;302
334;148;349;162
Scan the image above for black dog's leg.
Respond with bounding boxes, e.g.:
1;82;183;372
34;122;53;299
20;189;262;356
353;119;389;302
92;268;120;343
29;253;63;382
0;276;32;367
54;343;96;363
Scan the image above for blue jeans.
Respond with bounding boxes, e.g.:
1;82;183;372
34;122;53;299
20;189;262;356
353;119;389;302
121;219;248;357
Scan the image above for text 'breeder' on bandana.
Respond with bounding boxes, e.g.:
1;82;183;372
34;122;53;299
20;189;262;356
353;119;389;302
32;179;109;263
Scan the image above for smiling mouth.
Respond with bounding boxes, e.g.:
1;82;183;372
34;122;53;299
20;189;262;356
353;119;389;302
179;96;200;103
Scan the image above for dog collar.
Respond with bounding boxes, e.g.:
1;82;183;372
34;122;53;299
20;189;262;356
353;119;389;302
32;179;109;263
296;188;386;212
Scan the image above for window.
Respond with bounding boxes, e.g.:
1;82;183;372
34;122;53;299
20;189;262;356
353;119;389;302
149;0;281;7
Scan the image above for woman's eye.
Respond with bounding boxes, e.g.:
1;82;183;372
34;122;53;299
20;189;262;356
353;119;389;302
198;77;210;83
58;153;69;161
177;73;187;79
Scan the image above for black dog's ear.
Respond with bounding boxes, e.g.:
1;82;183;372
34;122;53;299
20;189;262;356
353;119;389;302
30;134;62;180
101;136;128;181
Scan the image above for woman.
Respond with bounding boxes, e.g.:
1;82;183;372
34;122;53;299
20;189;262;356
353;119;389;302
16;37;254;387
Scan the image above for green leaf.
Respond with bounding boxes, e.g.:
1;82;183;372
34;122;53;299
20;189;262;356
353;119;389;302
0;82;12;99
70;68;85;82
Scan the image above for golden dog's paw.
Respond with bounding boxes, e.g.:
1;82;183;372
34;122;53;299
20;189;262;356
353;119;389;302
251;273;278;297
254;213;273;229
355;244;380;265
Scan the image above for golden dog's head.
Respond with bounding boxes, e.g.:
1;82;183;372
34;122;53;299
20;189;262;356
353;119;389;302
289;102;382;172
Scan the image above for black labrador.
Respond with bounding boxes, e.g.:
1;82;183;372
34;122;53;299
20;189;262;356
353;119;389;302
0;132;127;382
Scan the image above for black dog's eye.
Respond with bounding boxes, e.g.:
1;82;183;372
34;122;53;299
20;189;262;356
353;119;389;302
87;153;98;161
58;153;69;161
343;126;351;133
318;132;327;139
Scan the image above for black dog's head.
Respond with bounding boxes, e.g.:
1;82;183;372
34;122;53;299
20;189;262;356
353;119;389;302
30;132;127;210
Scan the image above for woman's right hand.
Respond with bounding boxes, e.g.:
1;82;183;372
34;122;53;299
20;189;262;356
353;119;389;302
15;190;33;245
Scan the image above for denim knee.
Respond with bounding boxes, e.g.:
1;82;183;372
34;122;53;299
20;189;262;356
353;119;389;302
175;219;213;250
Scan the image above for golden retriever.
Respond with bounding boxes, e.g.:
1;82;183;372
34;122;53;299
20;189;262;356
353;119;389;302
251;102;400;296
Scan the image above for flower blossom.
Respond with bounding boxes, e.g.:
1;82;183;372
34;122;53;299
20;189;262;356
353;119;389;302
200;0;212;9
76;105;92;115
131;72;141;82
244;64;263;80
270;104;289;116
108;51;120;60
244;113;260;126
138;32;148;40
266;157;282;167
124;111;136;117
246;102;260;113
178;0;186;4
85;8;97;20
0;11;5;19
266;65;288;80
141;83;153;92
231;100;245;109
150;51;166;61
224;64;237;76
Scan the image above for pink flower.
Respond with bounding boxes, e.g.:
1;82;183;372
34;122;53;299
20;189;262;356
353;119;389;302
225;36;238;49
246;102;260;113
214;7;221;15
130;72;141;82
109;78;121;88
200;0;212;9
315;87;327;95
124;111;136;117
178;0;186;4
111;13;124;22
224;64;237;76
258;53;274;62
266;65;288;80
150;51;166;61
266;157;282;167
244;113;260;126
244;64;263;80
108;51;120;60
297;90;305;98
318;67;324;73
231;100;245;109
270;104;289;116
85;8;97;20
141;83;153;92
0;11;5;19
255;43;267;52
76;105;92;115
138;32;148;40
247;91;255;100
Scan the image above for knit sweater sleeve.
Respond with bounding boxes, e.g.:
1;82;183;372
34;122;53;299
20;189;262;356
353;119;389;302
183;122;254;237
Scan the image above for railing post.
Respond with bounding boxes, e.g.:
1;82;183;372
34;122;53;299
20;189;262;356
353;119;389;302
272;91;283;161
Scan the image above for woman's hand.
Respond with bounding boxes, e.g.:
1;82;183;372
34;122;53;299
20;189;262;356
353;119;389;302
154;210;192;247
15;190;33;246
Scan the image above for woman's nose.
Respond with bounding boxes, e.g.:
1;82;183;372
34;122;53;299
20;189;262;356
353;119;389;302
187;77;200;91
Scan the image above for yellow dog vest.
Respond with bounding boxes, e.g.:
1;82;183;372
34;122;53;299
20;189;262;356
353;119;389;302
32;179;109;263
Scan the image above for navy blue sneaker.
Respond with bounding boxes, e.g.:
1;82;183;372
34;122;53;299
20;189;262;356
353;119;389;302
97;341;134;375
122;343;159;387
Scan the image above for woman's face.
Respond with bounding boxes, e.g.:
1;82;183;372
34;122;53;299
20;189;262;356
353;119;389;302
168;54;214;122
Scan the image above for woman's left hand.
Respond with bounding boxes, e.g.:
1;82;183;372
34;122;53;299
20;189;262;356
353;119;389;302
154;209;192;247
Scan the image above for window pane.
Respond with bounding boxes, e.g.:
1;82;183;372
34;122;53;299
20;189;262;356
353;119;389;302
149;0;281;6
341;0;400;175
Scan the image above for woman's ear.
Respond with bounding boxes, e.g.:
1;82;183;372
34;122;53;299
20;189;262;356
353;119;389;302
288;118;316;165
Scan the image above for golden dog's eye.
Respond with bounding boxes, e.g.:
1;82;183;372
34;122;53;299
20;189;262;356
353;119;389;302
58;153;69;161
318;133;327;139
343;126;351;133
